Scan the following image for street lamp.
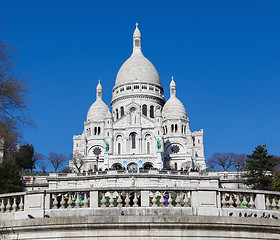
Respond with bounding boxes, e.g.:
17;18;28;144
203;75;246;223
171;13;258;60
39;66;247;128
235;163;240;189
93;147;101;171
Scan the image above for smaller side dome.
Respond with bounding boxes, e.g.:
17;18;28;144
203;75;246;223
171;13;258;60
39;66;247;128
86;81;110;122
162;77;187;120
162;97;187;120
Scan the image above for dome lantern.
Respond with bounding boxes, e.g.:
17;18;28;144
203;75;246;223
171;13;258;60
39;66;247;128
96;79;102;100
133;23;141;51
170;76;176;97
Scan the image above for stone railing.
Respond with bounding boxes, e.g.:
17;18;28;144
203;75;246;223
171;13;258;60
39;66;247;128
0;192;25;213
1;187;280;220
49;188;191;209
48;170;218;178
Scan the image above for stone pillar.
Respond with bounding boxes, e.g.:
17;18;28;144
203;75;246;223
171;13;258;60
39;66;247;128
255;194;265;210
90;191;99;208
104;153;109;169
140;190;150;207
156;151;163;170
24;192;45;218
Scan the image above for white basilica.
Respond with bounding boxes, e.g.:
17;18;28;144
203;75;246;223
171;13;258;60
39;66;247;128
70;24;206;172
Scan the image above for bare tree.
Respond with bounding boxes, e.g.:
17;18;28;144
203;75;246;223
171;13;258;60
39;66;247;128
234;153;248;171
0;34;32;161
37;159;48;174
208;152;237;171
47;152;68;173
206;158;217;171
72;152;85;172
34;153;47;173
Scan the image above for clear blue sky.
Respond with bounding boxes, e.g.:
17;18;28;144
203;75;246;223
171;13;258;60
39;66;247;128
1;1;279;167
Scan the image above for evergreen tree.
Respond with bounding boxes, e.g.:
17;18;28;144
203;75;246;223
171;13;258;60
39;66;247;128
244;145;275;190
15;144;35;171
0;161;23;193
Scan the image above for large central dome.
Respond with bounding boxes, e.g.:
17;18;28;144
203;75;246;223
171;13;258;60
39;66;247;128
114;24;162;88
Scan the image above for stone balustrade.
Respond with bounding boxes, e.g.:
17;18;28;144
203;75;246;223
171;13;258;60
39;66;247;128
0;192;25;213
1;187;280;220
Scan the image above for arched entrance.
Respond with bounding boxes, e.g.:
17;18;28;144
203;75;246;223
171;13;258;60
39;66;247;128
128;163;138;170
143;163;154;170
111;163;123;170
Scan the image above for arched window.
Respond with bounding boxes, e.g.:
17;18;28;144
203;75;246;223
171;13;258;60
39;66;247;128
175;124;178;132
98;127;101;135
147;142;150;154
150;105;154;118
171;124;174;132
120;106;124;117
163;127;165;135
181;125;184;134
142;105;147;116
165;126;167;134
94;127;97;135
118;143;121;155
131;133;136;149
184;126;186;134
175;162;178;171
116;109;119;120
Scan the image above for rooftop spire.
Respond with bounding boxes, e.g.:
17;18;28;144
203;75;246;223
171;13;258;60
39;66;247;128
133;23;141;52
96;80;102;100
170;76;176;97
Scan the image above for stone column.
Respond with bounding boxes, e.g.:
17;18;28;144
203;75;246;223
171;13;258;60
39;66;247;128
140;190;150;207
90;191;99;208
255;194;265;210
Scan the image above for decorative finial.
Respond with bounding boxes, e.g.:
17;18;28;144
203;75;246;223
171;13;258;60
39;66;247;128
136;22;139;27
98;79;100;84
171;76;174;81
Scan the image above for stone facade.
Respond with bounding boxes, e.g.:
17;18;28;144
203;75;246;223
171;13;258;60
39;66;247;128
70;24;206;172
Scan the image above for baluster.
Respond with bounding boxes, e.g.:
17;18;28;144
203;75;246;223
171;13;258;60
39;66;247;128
75;192;80;208
159;192;165;207
228;193;234;208
117;192;122;207
183;192;190;207
0;199;4;212
12;197;17;212
235;194;241;208
67;193;73;208
152;192;157;207
175;192;181;207
101;193;106;207
272;198;277;210
133;192;138;207
6;198;11;212
60;193;66;209
265;196;270;209
52;194;58;209
249;195;255;209
168;192;173;207
243;194;248;209
11;197;17;212
125;192;130;207
84;193;89;208
19;196;24;211
109;192;114;207
221;193;227;208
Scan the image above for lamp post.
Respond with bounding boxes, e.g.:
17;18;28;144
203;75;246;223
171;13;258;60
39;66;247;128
236;163;240;189
93;147;101;171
